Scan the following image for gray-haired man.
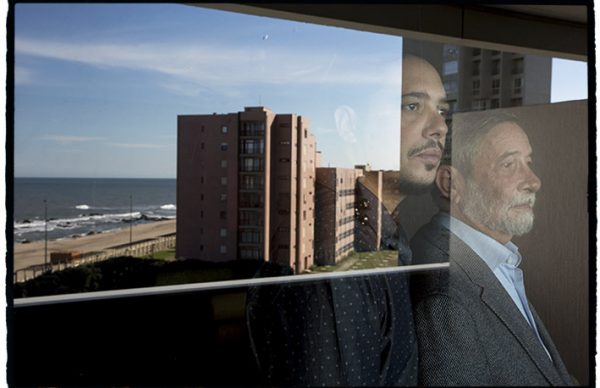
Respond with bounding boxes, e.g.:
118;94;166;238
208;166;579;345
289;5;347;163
410;112;574;385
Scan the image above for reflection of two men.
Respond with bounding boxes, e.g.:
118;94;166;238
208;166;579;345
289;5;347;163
246;54;449;386
411;113;574;385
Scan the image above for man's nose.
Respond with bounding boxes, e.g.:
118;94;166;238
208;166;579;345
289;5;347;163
423;109;448;141
519;166;542;193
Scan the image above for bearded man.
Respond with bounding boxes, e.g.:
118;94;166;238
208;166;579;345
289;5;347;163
410;112;575;386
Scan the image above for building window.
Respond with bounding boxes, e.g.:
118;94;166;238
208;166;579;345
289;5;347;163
472;47;481;56
220;245;227;254
220;142;228;151
472;79;480;95
220;194;227;201
220;228;227;237
241;175;264;190
492;59;501;75
491;50;501;56
200;194;204;201
240;210;263;226
443;80;457;94
280;140;290;145
200;176;204;184
222;125;228;134
513;77;523;94
443;60;458;75
510;97;523;106
221;177;227;185
472;60;480;76
279;158;290;163
241;157;264;172
491;78;500;94
220;211;227;220
490;99;500;109
200;142;204;150
471;99;485;110
241;192;264;208
239;247;262;260
221;160;227;168
240;230;262;243
241;139;265;154
200;210;204;218
241;121;265;136
512;57;524;74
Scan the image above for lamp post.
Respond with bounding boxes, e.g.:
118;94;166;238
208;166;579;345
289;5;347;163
44;199;48;271
129;194;133;247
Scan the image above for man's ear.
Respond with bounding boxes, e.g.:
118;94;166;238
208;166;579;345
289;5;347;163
448;166;466;205
436;165;465;205
435;165;452;200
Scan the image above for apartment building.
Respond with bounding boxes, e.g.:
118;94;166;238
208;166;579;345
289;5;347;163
314;167;360;265
404;39;552;114
177;107;316;273
442;44;552;112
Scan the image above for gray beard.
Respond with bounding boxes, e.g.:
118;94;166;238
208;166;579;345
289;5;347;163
461;180;535;237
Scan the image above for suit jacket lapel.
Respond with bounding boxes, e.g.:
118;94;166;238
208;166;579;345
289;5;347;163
530;306;573;385
449;234;567;386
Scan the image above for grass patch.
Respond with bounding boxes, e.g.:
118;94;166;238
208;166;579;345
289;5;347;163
311;250;398;272
144;249;176;261
347;250;397;270
155;268;233;286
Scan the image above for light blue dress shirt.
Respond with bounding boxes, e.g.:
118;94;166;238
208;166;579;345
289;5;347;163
439;213;552;360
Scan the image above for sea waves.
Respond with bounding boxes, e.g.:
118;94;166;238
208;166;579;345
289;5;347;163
14;209;176;240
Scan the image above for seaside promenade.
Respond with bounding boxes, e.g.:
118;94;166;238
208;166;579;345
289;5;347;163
13;220;177;273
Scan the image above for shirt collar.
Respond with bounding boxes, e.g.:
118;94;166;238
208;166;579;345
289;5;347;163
438;213;522;270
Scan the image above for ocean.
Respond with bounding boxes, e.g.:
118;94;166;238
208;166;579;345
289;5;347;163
13;178;176;243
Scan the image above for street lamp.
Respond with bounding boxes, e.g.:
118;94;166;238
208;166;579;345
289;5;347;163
129;194;133;247
44;199;48;271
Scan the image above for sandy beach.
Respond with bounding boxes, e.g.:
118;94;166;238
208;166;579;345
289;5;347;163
13;220;176;272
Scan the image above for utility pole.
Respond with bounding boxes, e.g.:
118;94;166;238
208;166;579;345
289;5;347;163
44;199;48;271
129;194;133;246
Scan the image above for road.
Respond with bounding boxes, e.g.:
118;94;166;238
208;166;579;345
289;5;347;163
13;220;176;272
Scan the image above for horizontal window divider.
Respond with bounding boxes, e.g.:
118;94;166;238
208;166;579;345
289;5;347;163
14;263;449;308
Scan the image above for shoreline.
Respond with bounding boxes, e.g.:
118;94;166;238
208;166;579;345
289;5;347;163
13;220;177;272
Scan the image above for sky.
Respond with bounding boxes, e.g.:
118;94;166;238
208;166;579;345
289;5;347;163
14;4;588;178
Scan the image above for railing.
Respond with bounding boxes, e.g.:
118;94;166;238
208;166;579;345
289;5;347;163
13;233;177;284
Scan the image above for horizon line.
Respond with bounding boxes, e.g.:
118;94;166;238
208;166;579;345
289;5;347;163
14;176;177;179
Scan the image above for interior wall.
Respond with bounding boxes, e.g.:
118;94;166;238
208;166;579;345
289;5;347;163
510;100;589;385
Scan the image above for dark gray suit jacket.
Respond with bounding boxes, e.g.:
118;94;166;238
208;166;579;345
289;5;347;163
410;213;574;386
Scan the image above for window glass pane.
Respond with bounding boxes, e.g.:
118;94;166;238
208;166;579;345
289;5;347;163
12;3;588;387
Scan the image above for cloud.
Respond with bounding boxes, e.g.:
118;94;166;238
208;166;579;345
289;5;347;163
15;37;399;88
15;66;33;84
334;105;358;143
41;135;104;144
109;143;166;149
